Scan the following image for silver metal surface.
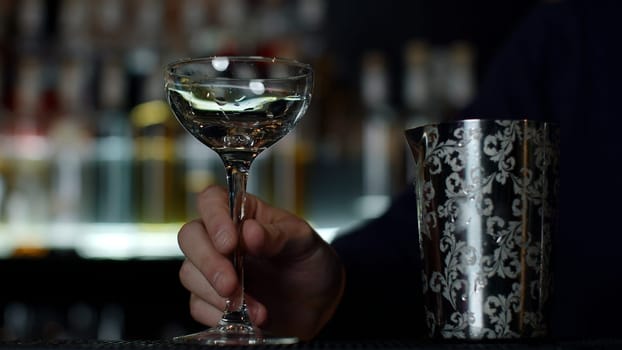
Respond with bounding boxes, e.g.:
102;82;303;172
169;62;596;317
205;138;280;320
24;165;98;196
405;119;560;339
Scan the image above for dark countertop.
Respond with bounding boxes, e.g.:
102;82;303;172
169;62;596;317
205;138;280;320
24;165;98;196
2;339;622;350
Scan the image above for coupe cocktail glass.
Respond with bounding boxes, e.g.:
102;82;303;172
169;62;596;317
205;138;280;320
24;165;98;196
164;56;313;345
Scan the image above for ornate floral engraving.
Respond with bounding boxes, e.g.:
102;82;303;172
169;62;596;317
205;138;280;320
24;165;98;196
406;119;560;339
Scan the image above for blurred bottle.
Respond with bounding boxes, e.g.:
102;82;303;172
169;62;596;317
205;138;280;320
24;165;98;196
358;51;399;219
445;41;476;115
219;0;246;34
130;0;165;49
3;56;52;255
131;99;183;223
402;41;432;183
254;0;293;57
297;0;326;33
216;0;246;55
15;0;47;50
2;302;32;340
57;0;92;54
296;0;327;61
91;0;127;51
270;41;317;215
130;53;184;223
178;0;228;56
402;40;433;128
0;50;8;257
175;130;219;220
91;55;134;223
48;56;94;228
165;0;207;55
426;42;476;123
271;129;302;216
97;303;124;340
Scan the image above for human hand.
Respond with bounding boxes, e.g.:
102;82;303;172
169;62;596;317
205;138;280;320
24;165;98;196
178;185;345;341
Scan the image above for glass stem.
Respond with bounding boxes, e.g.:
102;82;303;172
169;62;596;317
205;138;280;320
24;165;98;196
221;158;253;327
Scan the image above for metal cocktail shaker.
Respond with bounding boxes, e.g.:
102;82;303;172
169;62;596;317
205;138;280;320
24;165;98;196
405;119;560;339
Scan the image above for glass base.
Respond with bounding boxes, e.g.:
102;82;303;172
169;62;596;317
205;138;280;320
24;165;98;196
173;324;298;346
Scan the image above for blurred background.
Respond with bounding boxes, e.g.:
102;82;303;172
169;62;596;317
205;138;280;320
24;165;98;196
0;0;538;341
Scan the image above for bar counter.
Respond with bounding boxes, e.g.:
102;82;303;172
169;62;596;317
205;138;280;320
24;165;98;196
2;338;622;350
3;254;621;349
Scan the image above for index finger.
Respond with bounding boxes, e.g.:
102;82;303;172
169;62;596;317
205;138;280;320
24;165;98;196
196;185;237;254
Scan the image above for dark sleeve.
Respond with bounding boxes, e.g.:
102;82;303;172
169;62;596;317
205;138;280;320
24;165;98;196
318;185;426;340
